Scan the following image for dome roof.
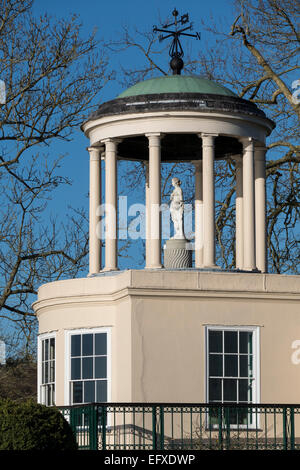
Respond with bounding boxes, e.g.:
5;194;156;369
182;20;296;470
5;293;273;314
117;75;237;99
86;73;272;126
83;74;275;161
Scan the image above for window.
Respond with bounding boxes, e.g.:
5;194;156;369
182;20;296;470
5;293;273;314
38;334;55;406
206;326;259;426
66;329;110;405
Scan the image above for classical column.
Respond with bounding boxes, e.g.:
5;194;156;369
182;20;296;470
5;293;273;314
201;134;217;268
102;138;119;271
255;145;267;273
241;137;256;271
88;146;102;275
194;160;203;267
145;161;151;267
146;133;162;269
235;156;244;270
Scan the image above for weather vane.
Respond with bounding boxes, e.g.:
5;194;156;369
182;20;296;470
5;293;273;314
153;8;200;75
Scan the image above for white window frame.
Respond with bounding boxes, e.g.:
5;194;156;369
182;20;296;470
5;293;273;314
64;327;111;406
205;325;260;429
37;332;56;406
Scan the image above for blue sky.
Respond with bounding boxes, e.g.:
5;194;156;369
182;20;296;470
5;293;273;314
34;0;235;101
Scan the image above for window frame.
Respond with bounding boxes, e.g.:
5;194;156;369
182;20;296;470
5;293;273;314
37;332;56;406
65;327;111;406
205;325;260;429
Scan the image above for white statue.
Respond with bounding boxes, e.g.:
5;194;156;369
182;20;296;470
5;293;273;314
170;177;185;239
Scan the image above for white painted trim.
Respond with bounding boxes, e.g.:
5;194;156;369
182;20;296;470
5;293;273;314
37;332;57;405
64;327;111;406
204;325;260;429
83;110;273;144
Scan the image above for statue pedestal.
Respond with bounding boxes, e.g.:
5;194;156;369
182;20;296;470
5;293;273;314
164;239;192;269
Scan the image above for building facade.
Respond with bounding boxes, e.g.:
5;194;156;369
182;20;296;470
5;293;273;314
33;74;300;410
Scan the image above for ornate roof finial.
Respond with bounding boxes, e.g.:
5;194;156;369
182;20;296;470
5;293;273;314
153;8;200;75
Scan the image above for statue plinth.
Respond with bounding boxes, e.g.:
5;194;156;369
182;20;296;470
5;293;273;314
164;238;192;269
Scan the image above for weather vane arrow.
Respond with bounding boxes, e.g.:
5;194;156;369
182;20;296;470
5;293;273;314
153;8;201;75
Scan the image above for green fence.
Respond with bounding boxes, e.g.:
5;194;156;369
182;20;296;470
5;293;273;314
59;403;300;451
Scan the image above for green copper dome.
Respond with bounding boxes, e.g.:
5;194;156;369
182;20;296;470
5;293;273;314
117;75;237;98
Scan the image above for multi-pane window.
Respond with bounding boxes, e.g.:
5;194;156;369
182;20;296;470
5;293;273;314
206;327;259;426
69;331;108;405
40;336;55;406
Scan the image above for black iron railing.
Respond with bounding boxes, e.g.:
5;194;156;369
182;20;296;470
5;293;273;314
59;403;300;451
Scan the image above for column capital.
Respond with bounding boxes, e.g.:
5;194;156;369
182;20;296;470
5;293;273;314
87;146;103;160
199;133;218;146
146;133;164;145
87;145;103;150
101;137;123;145
200;133;218;137
101;138;122;160
239;136;255;148
145;132;164;138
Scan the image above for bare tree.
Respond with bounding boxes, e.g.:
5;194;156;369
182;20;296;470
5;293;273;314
0;0;111;353
202;0;300;273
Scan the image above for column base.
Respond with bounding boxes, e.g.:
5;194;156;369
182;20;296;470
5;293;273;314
145;265;163;270
242;266;259;272
102;267;120;272
87;272;101;277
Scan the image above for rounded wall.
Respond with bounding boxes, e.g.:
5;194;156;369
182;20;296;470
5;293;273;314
34;270;300;406
34;276;133;406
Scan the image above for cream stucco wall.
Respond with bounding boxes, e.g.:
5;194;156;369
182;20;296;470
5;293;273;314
33;270;300;406
131;294;300;403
